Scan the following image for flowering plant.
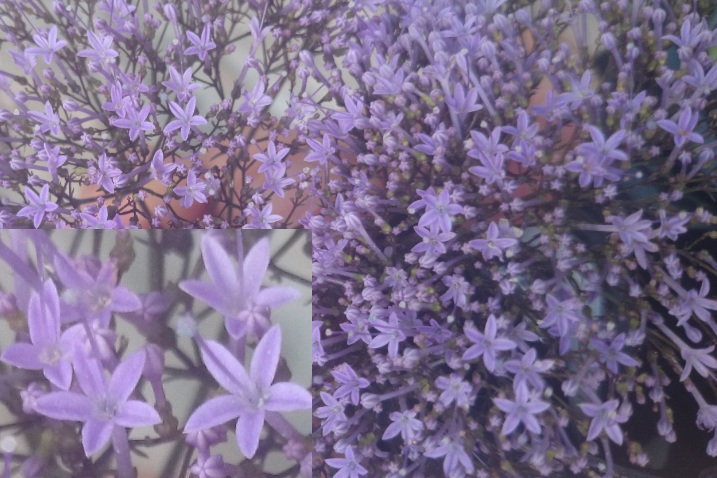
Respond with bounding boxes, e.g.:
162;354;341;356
307;0;717;477
0;229;311;477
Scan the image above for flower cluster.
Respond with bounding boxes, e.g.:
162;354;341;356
0;0;342;228
308;0;717;477
0;230;311;477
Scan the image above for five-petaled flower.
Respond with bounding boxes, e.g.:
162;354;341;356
179;234;300;340
579;399;628;445
657;107;704;148
185;24;216;61
113;104;155;141
18;185;58;228
331;363;370;406
184;325;311;458
469;221;518;261
163;97;208;141
462;314;516;372
28;101;61;136
26;25;67;64
34;349;161;456
493;382;550;435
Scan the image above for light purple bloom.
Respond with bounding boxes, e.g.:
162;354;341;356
579;399;628;445
331;363;369;406
81;205;118;229
424;437;474;477
17;185;58;228
243;203;282;229
671;279;717;325
179;234;300;340
304;133;336;166
314;392;347;436
254;141;290;173
325;446;368;478
34;349;160;456
112;104;154;141
26;26;67;64
435;373;472;408
469;221;518;261
150;149;177;185
1;280;74;389
493;382;550;435
174;171;208;208
680;345;717;382
657;107;704;147
185;24;216;61
183;325;311;459
38;143;67;184
28;101;61;136
503;348;553;391
162;66;201;102
77;31;118;65
408;188;462;233
382;410;423;442
368;312;407;357
539;294;584;337
462;314;516;372
590;333;639;374
163;97;208;141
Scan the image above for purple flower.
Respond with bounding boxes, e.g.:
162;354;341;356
54;253;141;325
25;26;67;65
445;83;482;117
435;373;472;408
331;363;369;406
237;81;273;121
559;70;595;109
185;24;216;61
315;392;347;436
469;221;518;261
578;126;628;163
579;399;628;445
174;171;208;208
112;104;154;141
368;311;407;357
254;140;290;173
503;348;553;391
493;382;550;435
17;185;58;228
411;224;455;256
183;325;311;458
539;294;584;337
28;101;61;136
325;446;368;478
179;234;300;340
81;205;118;229
462;314;516;372
102;81;131;117
163;97;208;142
424;437;474;477
332;92;367;132
162;66;201;102
150;149;177;185
304;133;336;166
1;280;74;389
680;345;717;382
657;107;704;148
671;279;717;325
38;143;67;184
502;110;539;152
408;188;462;233
34;349;160;456
243;203;282;229
77;31;118;66
262;164;294;198
590;333;639;374
92;153;122;194
467;127;508;162
382;410;423;442
607;209;657;269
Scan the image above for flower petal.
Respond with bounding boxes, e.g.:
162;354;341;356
201;235;239;293
265;383;312;412
44;360;73;390
82;419;113;456
179;279;227;313
108;349;146;404
255;287;301;308
35;392;92;421
1;343;42;370
200;339;250;395
242;238;270;300
236;409;265;459
250;325;281;389
184;395;242;433
115;400;161;427
110;287;142;312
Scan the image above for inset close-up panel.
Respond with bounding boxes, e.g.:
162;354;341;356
0;229;311;477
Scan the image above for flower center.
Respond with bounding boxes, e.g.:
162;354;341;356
93;397;118;420
39;345;62;365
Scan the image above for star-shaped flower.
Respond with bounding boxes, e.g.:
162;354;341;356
174;170;208;208
26;25;67;65
179;234;300;340
469;222;518;262
184;326;311;458
28;101;61;136
493;382;550;435
185;24;216;61
163;97;208;142
113;104;154;141
579;399;628;445
34;349;160;456
462;314;516;372
1;280;74;389
17;184;58;228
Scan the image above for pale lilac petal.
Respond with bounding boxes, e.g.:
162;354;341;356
73;351;106;398
1;343;42;370
242;238;270;300
35;392;93;421
201;235;239;292
110;287;142;312
54;253;91;289
250;325;281;389
502;414;520;435
179;279;227;313
114;400;161;427
184;395;242;433
255;287;300;308
42;279;61;322
81;418;113;456
28;293;53;346
382;421;402;440
265;383;312;411
108;350;145;403
236;409;265;459
606;423;623;445
587;417;603;441
44;360;72;390
493;398;514;413
200;340;249;395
